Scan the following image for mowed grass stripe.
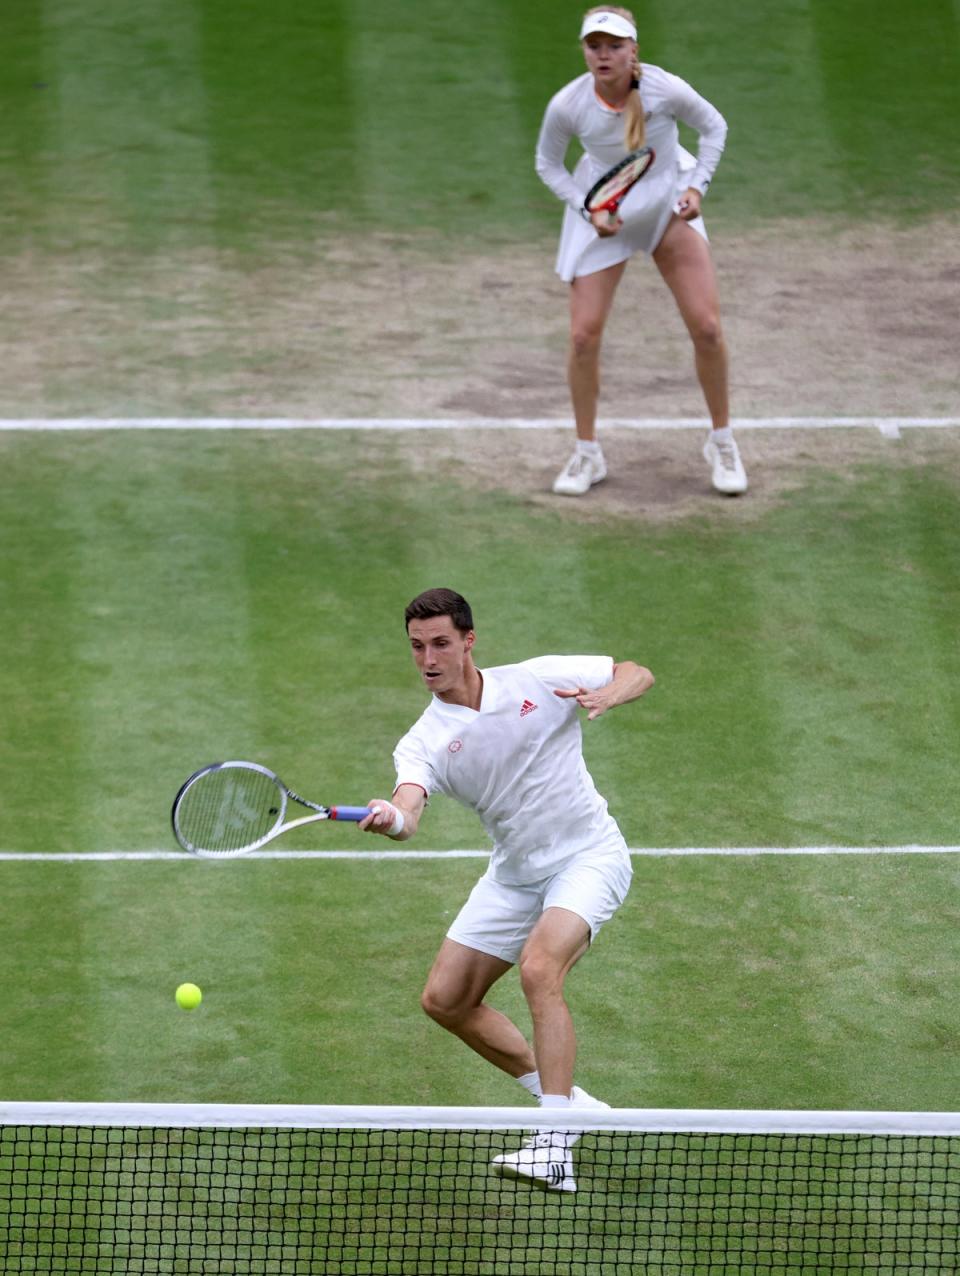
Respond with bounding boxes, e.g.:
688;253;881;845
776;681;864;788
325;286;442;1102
646;0;843;224
586;527;785;848
742;463;960;847
196;0;359;241
784;853;960;1112
641;0;960;223
346;0;537;234
0;444;88;848
36;434;262;852
0;445;101;1086
40;0;215;246
0;7;50;245
806;0;960;216
36;0;225;415
615;853;960;1112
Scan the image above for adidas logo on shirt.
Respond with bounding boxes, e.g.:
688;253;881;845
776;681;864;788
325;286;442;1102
519;699;538;717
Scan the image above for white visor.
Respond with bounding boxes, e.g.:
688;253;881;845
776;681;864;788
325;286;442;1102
580;12;638;41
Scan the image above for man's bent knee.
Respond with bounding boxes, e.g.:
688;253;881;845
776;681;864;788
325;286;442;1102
421;983;471;1028
518;952;565;1007
421;985;451;1024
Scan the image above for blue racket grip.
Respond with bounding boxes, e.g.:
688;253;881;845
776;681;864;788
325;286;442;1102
330;805;372;821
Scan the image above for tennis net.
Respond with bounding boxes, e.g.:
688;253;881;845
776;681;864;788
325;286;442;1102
2;1103;958;1274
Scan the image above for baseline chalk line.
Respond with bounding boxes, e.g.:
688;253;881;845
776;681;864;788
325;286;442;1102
0;417;958;434
2;846;959;862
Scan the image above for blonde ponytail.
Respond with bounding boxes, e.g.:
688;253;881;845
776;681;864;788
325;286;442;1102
624;66;645;150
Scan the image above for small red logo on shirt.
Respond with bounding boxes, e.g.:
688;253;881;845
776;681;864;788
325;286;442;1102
519;699;538;717
448;739;463;753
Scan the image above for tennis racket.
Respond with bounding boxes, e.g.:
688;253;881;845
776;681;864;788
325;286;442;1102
583;147;656;224
171;761;370;857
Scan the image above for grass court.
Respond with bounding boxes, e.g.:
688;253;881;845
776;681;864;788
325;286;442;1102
1;2;959;1271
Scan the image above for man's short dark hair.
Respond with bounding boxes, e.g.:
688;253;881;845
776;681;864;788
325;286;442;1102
404;588;474;634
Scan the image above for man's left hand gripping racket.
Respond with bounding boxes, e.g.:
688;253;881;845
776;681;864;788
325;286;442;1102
583;146;656;225
171;761;370;857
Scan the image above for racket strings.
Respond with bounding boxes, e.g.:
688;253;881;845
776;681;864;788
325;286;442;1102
175;767;284;855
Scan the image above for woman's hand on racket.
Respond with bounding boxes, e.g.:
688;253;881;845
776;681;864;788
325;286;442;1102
676;187;702;221
583;148;655;239
590;208;622;237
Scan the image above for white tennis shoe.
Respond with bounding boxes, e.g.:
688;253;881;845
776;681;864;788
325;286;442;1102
566;1085;611;1147
491;1132;577;1192
552;449;607;496
491;1086;610;1193
703;432;748;494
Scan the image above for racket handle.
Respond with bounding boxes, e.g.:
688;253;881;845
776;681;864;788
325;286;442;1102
330;805;372;821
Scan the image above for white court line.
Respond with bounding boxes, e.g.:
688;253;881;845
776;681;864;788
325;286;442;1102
0;417;958;433
1;846;959;862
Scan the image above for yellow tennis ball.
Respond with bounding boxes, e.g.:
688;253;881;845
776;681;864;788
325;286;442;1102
175;982;202;1010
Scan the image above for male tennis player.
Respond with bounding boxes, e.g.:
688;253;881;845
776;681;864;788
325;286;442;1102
361;587;654;1191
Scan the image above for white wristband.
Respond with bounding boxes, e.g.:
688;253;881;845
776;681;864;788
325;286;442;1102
387;809;405;837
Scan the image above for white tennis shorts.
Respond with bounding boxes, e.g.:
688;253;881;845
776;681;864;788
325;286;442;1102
446;849;632;964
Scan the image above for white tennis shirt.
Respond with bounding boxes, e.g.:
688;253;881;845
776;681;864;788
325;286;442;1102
535;65;727;212
393;656;628;885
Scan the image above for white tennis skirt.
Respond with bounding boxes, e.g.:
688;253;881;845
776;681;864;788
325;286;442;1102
555;146;708;282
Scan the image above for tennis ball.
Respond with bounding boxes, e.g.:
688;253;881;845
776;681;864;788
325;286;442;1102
175;982;202;1010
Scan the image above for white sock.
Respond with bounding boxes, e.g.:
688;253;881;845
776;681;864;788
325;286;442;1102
538;1093;572;1108
577;438;602;457
516;1071;542;1100
711;426;733;444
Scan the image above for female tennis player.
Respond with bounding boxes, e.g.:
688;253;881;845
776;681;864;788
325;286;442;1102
361;587;655;1191
537;7;747;497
